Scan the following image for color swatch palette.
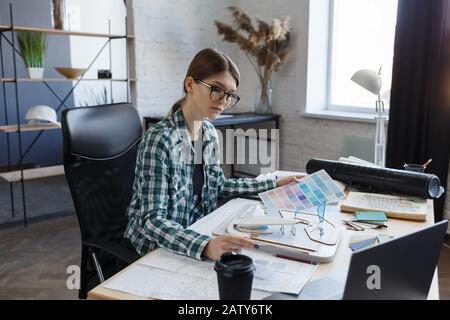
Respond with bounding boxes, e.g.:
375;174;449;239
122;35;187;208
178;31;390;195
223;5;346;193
259;170;346;211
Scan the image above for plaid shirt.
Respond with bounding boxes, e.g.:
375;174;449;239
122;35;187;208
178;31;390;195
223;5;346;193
124;108;276;260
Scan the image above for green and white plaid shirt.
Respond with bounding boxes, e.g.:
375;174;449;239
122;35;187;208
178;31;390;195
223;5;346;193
124;108;276;260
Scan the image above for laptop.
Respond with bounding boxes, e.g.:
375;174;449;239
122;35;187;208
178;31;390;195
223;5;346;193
266;220;448;300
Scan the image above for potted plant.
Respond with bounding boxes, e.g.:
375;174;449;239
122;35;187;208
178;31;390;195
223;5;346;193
215;7;292;114
17;31;47;79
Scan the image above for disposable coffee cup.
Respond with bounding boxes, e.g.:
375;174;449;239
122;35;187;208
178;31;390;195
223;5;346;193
404;163;425;173
214;253;255;300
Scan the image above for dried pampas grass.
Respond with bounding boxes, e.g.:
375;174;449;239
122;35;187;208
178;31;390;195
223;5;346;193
215;7;292;85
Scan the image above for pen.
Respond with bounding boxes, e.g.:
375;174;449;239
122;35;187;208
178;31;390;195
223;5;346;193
343;220;365;231
352;220;388;228
254;243;280;253
254;242;311;256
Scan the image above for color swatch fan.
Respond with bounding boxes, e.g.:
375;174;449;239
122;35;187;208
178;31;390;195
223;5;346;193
259;170;346;211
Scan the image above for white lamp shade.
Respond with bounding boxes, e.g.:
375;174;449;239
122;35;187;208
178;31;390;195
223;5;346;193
351;69;382;96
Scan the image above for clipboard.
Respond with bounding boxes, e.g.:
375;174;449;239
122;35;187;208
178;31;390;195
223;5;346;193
212;203;342;263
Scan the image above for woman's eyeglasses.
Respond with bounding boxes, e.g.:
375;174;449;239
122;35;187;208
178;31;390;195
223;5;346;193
195;79;240;107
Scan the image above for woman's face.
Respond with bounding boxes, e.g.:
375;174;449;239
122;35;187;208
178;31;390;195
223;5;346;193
187;70;238;120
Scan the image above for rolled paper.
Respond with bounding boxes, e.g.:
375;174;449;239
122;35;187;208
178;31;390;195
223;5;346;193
306;159;442;199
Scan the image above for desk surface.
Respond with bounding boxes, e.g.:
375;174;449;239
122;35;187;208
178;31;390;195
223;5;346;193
88;197;439;300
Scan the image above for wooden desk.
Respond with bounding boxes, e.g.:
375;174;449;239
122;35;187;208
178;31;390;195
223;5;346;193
144;113;281;178
88;198;439;300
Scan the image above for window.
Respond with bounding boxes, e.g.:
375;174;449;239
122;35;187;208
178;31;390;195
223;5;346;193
328;0;398;113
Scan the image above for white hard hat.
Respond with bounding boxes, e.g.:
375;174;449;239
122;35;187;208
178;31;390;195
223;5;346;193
25;105;60;125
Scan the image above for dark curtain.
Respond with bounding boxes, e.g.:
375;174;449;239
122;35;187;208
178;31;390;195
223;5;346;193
386;0;450;222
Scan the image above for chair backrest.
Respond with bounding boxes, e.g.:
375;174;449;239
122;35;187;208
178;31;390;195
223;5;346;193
62;103;142;244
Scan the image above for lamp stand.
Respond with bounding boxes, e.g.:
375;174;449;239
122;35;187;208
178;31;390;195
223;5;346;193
374;99;386;167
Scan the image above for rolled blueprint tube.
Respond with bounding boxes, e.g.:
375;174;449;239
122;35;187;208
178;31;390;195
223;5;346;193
306;159;442;199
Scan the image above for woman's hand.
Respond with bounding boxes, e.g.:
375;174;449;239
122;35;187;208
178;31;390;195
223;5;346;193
276;174;306;187
203;235;256;260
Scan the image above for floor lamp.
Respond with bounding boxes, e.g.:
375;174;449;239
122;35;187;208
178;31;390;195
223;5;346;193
351;69;386;167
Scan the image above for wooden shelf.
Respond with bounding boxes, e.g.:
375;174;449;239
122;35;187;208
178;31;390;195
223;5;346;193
0;14;133;224
0;165;64;182
0;78;136;82
0;24;134;39
0;123;61;133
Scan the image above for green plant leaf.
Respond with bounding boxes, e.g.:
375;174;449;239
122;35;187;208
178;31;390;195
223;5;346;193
17;31;47;68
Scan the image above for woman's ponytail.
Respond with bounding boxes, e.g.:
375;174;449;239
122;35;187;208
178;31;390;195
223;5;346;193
168;96;186;115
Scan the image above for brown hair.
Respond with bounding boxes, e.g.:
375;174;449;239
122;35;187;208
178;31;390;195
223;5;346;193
169;48;240;114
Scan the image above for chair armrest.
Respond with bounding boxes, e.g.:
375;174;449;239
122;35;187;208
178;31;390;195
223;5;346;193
83;239;140;265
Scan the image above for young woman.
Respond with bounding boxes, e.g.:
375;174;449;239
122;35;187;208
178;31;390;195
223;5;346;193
125;48;302;260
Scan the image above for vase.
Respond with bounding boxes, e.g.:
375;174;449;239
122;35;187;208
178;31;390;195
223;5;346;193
51;0;67;30
27;67;44;79
255;80;273;114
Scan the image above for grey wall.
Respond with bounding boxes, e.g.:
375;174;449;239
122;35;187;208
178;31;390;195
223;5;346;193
131;0;238;117
0;0;73;167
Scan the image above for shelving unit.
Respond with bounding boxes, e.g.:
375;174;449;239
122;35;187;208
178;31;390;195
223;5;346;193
0;3;134;226
0;165;64;183
0;24;135;39
0;123;61;133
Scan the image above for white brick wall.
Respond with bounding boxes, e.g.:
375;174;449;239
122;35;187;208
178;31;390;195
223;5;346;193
231;0;376;171
130;0;450;228
131;0;238;117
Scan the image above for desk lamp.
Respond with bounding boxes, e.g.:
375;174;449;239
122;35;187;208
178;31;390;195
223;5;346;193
351;69;386;167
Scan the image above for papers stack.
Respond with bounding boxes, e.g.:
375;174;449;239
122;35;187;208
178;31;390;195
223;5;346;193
338;156;381;168
349;234;394;252
341;191;428;221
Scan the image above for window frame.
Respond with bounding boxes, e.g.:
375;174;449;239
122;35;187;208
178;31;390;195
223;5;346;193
325;0;396;115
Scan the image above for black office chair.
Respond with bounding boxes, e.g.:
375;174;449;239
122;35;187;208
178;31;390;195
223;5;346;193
62;103;142;299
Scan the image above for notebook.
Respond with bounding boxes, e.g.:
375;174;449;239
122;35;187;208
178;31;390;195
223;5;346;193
354;211;388;224
340;191;428;222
